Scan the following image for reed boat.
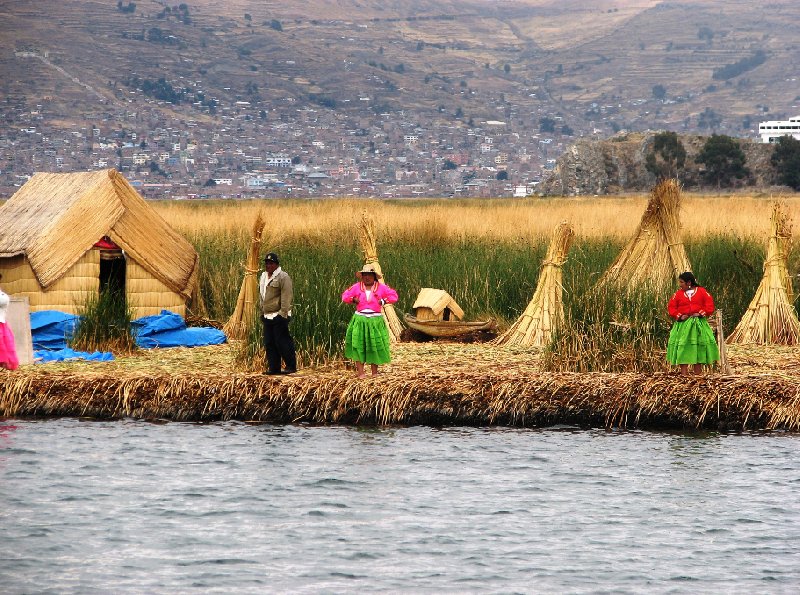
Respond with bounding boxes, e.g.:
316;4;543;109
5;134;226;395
403;314;495;338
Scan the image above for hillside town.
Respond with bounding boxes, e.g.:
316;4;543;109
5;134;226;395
0;87;576;199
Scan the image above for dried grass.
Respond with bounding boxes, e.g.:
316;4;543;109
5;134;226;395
154;195;800;243
358;211;404;342
3;342;800;431
728;201;800;345
494;221;574;347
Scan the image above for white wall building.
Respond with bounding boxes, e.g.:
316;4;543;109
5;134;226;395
266;155;292;167
759;116;800;143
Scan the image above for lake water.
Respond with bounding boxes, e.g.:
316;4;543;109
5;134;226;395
1;420;799;593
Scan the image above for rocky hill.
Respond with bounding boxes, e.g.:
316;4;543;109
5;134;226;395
539;133;782;196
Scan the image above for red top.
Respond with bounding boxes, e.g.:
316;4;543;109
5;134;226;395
94;236;120;249
667;286;715;320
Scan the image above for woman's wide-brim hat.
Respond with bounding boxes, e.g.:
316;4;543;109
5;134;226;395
356;264;382;279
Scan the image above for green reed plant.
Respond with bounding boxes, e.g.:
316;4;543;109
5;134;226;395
71;289;136;353
190;229;800;371
542;282;671;373
187;228;249;321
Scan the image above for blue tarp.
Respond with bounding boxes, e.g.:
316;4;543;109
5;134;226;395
30;311;114;362
131;310;227;349
30;309;226;363
30;311;79;351
37;348;115;363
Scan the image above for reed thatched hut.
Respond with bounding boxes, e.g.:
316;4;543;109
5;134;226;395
0;169;200;318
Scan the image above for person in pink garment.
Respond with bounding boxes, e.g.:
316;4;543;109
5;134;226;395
341;264;399;378
0;275;19;371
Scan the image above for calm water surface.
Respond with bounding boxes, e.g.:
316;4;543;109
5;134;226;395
1;420;799;593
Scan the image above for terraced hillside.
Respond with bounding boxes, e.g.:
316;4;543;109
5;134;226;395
0;0;798;137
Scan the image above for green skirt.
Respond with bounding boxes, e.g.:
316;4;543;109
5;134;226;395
345;314;391;364
667;316;720;365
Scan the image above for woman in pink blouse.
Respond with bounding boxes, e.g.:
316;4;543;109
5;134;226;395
341;264;399;378
0;275;19;371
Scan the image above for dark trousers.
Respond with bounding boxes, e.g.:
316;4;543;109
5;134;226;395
262;315;297;373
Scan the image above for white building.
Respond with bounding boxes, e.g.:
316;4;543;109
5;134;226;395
266;155;292;167
759;116;800;143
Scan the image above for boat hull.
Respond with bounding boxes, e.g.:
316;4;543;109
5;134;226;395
404;314;495;338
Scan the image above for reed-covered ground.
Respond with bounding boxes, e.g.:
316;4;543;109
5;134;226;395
4;341;800;430
154;195;800;370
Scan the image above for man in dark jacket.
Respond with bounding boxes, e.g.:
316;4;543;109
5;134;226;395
258;252;297;375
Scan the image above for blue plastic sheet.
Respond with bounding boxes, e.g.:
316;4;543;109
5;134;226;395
131;310;227;349
35;348;115;363
29;309;226;364
30;311;79;350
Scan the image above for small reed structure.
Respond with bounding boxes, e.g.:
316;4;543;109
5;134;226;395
410;288;464;322
728;201;800;345
358;212;404;342
597;178;691;293
494;221;574;348
223;212;266;339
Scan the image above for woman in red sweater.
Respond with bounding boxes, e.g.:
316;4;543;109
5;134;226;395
667;271;719;375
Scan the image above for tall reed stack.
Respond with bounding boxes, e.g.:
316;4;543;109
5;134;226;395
494;221;574;347
223;212;265;339
358;212;404;342
597;179;691;293
728;201;800;345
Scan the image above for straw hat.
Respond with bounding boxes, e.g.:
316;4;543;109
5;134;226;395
356;264;382;279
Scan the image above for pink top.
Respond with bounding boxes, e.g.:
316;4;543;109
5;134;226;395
341;281;399;314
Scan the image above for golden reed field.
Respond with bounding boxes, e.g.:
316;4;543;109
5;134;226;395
152;194;800;241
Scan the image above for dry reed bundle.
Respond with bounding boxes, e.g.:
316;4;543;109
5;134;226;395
358;212;404;342
714;310;731;374
597;179;691;293
223;212;266;339
4;359;800;431
728;201;800;345
494;221;574;348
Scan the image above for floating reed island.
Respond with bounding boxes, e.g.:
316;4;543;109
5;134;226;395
2;342;800;431
4;181;800;431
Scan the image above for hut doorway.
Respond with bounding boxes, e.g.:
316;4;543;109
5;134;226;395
99;251;126;296
95;237;126;298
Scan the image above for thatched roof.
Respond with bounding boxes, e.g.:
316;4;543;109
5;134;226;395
0;169;198;297
411;288;464;319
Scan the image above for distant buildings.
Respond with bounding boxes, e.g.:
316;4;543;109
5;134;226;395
758;116;800;143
